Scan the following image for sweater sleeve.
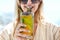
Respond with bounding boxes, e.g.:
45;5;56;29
53;26;60;40
0;29;10;40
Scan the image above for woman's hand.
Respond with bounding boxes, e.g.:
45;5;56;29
14;23;33;40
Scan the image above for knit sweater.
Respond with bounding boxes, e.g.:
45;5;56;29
0;21;60;40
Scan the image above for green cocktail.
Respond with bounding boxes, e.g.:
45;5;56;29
20;12;34;36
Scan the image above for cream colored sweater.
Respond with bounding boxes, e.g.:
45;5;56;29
0;22;60;40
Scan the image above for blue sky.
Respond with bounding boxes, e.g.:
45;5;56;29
0;0;60;28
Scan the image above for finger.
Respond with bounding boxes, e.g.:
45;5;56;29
19;28;31;33
16;23;26;30
19;23;26;27
15;36;27;40
16;33;33;39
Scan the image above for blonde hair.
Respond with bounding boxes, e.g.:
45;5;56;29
16;0;43;23
11;0;43;40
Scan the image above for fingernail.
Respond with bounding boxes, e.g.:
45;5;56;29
23;24;27;27
28;30;31;33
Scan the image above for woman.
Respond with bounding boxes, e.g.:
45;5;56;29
0;0;60;40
